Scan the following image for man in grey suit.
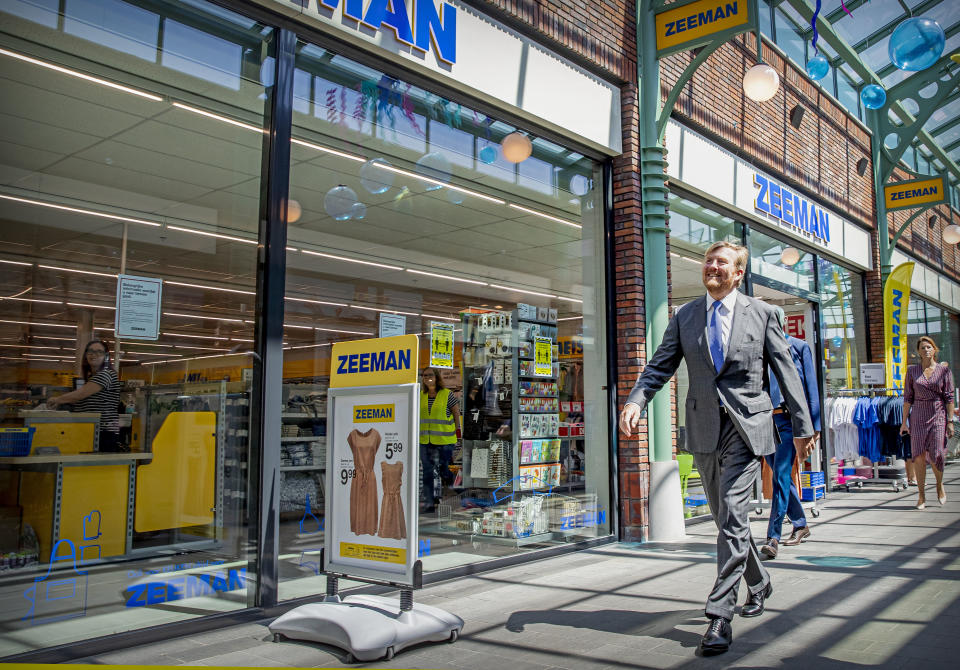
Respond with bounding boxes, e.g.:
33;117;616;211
619;241;814;655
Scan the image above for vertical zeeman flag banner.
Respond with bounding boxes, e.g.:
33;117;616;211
883;262;914;392
430;322;454;369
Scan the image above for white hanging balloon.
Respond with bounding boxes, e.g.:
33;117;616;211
324;185;358;221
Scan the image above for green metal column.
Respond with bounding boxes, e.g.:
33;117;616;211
638;0;672;463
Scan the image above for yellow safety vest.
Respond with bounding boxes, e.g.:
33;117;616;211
420;389;456;445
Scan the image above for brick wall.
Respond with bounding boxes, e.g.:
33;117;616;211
473;0;960;541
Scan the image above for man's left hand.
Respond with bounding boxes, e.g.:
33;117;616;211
794;435;815;461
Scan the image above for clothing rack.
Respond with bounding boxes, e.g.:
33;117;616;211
826;387;907;493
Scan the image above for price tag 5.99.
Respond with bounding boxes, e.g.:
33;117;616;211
385;441;404;459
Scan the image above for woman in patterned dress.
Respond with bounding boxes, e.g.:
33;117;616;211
900;337;956;509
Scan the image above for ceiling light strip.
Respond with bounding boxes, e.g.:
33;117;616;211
0;356;65;363
556;296;583;304
1;297;64;305
165;281;255;296
372;163;505;204
0;258;32;267
507;203;581;229
171;102;265;134
488;284;557;298
557;316;583;321
420;314;458;321
405;269;488;285
0;47;163;101
301;249;403;271
290;137;365;163
313;326;370;335
0;318;76;329
348;305;420;317
38;264;117;278
163;311;247;323
1;194;161;228
0;344;67;350
166;225;257;245
66;302;115;310
286;296;348;307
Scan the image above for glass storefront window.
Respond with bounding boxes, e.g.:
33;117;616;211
668;195;743;518
818;260;867;391
749;229;816;294
275;40;610;600
0;0;272;654
774;7;807;68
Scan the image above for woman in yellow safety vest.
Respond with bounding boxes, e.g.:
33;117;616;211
420;367;460;513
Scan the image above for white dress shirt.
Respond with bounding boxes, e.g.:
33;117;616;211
706;289;738;367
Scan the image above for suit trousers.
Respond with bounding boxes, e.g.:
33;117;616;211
693;412;770;620
764;413;807;541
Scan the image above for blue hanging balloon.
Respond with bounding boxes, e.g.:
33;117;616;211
889;17;945;72
806;54;830;81
831;336;843;348
860;84;886;110
478;145;497;164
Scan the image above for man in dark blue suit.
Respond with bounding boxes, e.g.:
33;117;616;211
761;309;821;559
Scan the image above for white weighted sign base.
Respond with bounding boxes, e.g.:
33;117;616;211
268;594;463;662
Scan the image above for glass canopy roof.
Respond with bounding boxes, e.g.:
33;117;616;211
783;0;960;186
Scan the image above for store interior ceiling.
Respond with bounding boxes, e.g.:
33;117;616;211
0;4;595;368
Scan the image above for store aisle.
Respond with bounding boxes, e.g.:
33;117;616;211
66;470;960;669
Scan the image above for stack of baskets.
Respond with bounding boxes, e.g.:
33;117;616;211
799;470;825;501
0;427;34;457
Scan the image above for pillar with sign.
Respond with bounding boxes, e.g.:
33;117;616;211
269;334;462;662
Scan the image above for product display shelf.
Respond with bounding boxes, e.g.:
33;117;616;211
279;381;328;516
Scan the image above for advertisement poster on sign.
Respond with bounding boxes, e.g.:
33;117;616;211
430;322;454;369
325;335;420;586
534;336;553;377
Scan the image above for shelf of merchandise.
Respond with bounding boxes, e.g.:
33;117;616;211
280;436;324;442
279;382;328;516
280;465;325;472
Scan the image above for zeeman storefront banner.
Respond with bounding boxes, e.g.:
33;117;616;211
883;262;914;392
330;334;419;388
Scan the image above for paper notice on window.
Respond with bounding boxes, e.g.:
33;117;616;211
115;275;162;340
471;447;489;478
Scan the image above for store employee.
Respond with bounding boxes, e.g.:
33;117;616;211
47;339;121;452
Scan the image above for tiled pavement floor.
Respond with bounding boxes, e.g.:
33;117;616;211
70;469;960;669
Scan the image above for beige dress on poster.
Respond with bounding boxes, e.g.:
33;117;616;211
347;428;380;536
377;461;406;540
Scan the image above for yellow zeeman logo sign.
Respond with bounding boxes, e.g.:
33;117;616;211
883;176;945;211
656;0;748;52
353;404;395;422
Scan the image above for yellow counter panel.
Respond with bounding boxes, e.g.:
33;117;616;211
59;465;129;559
135;411;216;532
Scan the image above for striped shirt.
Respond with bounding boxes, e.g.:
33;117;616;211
75;368;120;434
426;392;459;415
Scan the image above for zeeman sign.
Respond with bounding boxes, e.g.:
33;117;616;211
655;0;750;55
330;334;419;387
883;176;946;212
753;173;831;243
280;0;456;65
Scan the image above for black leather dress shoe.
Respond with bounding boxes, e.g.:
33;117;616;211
760;537;779;559
740;581;773;618
700;617;732;655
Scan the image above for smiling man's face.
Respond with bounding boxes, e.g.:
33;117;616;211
702;246;743;298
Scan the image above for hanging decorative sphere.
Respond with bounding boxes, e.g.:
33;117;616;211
350;202;366;220
806;54;830;81
889;17;945;71
501;132;532;163
832;336;843;348
943;224;960;245
780;247;801;266
569;174;590;196
415;152;451;191
860;84;887;110
323;185;358;221
742;64;780;102
285;199;302;223
359;158;394;194
478;145;497;164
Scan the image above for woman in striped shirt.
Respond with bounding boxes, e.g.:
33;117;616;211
47;339;121;453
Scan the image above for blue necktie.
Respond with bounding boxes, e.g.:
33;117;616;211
709;301;724;373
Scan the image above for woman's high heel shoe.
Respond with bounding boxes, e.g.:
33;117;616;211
916;498;926;510
937;487;946;505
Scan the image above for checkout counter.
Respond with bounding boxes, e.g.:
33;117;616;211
1;391;221;567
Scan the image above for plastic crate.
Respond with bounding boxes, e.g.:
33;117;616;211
800;471;825;487
684;494;708;507
0;427;35;456
800;486;825;501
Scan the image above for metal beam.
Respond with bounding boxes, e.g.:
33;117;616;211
787;0;960;183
